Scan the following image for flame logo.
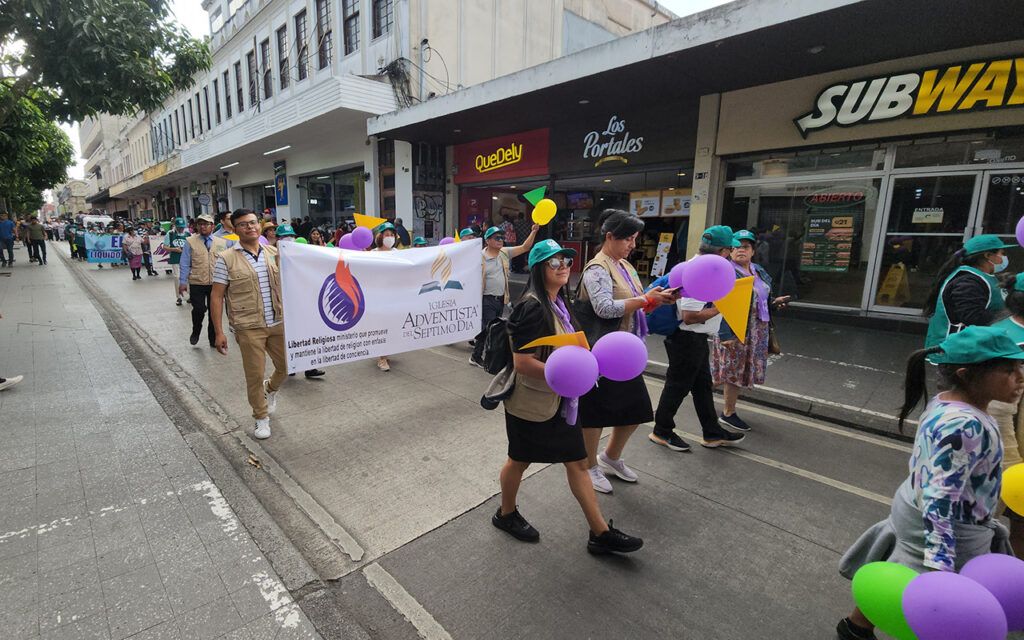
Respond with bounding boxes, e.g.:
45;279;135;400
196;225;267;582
318;257;365;331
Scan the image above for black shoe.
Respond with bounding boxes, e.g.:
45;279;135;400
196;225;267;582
718;412;751;432
491;507;540;542
836;618;877;640
700;431;746;448
468;339;476;347
304;369;326;378
587;520;643;555
468;355;484;368
189;331;200;346
176;299;183;306
289;373;296;377
648;432;691;452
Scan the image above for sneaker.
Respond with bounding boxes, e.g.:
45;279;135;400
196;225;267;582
597;451;638;482
648;432;692;452
468;339;476;347
377;357;390;372
304;369;326;378
835;618;877;640
175;299;183;306
587;520;643;555
254;418;271;440
189;330;200;345
718;412;751;432
491;507;540;542
700;432;746;448
468;355;484;368
0;375;24;391
588;466;613;494
264;380;277;415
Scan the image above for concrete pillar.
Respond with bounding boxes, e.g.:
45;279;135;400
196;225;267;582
394;140;414;222
686;93;724;257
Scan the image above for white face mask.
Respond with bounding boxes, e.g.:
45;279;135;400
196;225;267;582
992;255;1009;273
382;236;396;249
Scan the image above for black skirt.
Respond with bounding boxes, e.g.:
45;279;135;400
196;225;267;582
578;375;654;428
505;408;587;463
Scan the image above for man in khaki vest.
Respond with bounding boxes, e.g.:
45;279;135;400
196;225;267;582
179;213;229;346
210;209;286;440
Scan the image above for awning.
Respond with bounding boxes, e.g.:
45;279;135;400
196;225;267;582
85;188;110;204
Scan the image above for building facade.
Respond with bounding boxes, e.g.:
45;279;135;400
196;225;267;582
53;179;91;217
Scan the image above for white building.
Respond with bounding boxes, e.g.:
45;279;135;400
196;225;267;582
52;179;92;217
98;0;672;241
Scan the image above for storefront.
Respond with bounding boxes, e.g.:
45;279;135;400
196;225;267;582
296;168;366;228
712;41;1024;316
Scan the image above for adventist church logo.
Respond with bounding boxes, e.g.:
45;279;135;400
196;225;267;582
319;257;365;331
418;249;464;294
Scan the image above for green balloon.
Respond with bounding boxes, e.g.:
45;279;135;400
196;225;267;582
295;237;308;244
851;562;919;640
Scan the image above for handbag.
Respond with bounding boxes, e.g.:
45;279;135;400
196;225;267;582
480;364;516;410
768;321;782;355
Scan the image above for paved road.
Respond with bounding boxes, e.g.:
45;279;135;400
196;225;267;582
48;243;919;639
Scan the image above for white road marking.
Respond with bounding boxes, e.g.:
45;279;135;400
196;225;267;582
364;562;453;640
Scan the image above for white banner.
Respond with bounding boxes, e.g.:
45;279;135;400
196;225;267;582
280;240;483;373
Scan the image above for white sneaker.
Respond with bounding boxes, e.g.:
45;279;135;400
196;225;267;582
264;379;277;415
598;451;638;482
588;465;613;494
0;375;23;391
254;417;271;439
377;357;390;372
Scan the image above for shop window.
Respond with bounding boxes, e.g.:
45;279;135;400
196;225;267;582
894;133;1024;169
727;148;884;181
722;179;882;308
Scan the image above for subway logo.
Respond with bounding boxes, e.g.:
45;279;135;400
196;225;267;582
795;56;1024;137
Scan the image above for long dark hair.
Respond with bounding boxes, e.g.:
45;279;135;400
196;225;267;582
899;347;1009;431
597;209;645;244
923;250;990;316
519;259;575;337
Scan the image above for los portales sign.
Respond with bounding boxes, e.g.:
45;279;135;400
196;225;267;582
583;115;644;167
795;55;1024;137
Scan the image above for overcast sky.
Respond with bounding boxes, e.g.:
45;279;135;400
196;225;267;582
63;0;734;180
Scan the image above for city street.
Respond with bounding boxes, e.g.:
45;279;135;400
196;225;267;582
1;242;915;638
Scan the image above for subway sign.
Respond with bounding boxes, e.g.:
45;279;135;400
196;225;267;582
795;56;1024;138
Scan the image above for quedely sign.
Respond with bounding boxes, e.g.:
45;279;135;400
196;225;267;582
452;129;549;184
795;55;1024;137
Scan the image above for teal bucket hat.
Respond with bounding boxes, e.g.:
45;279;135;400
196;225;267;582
702;225;740;248
528;239;577;268
963;234;1015;256
932;325;1024;365
459;227;476;239
484;226;504;240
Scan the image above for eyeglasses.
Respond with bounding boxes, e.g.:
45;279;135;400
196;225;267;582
546;256;573;269
235;220;260;229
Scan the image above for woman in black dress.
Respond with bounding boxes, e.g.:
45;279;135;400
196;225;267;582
493;239;644;555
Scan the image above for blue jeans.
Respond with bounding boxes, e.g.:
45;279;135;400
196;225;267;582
0;238;13;264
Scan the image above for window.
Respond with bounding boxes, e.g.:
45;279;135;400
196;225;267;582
213;79;221;124
234;62;244;112
246;51;258;105
372;0;392;38
295;10;308;80
195;92;203;134
188;99;195;138
203;87;211;130
260;39;273;99
342;0;359;55
276;26;290;89
223;70;232;118
315;0;333;68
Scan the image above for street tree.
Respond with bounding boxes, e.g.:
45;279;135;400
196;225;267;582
0;0;211;126
0;85;74;214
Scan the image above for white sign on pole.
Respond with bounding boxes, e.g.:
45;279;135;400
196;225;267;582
279;240;483;373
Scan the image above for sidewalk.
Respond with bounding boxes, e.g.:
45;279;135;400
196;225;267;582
0;244;320;639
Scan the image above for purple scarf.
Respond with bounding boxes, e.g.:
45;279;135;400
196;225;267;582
615;261;650;339
550;295;579;425
738;264;770;322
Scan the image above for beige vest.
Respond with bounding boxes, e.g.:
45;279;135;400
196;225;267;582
503;296;567;423
220;245;283;330
186;234;227;285
577;250;643;333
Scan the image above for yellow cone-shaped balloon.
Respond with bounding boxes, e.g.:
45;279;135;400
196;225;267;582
713;276;753;343
223;233;240;241
354;213;388;230
532;199;557;225
519;331;590;351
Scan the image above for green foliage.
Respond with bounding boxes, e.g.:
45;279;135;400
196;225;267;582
0;84;74;213
0;0;212;124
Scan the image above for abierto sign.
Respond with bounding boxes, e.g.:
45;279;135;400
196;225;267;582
453;129;549;184
795;55;1024;137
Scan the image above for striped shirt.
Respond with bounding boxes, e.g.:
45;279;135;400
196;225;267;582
213;245;279;327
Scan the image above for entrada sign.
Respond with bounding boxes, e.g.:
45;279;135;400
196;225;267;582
795;56;1024;137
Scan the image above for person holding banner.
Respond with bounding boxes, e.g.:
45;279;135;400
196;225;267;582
574;210;677;493
163;217;190;306
210;209;287;440
180;214;229;346
711;230;789;432
372;223;401;371
494;239;643;555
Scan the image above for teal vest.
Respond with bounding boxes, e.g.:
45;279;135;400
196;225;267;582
925;265;1004;348
993;316;1024;346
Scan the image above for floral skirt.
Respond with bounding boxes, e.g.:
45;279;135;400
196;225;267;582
127;254;143;269
711;317;769;388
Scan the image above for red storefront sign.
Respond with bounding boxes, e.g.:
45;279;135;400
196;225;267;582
453;129;550;184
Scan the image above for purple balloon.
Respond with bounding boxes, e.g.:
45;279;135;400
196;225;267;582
439;236;455;245
680;254;736;302
961;554;1024;630
1016;216;1024;248
668;262;686;289
592;331;648;382
902;571;1007;640
339;233;356;250
351;226;373;249
544;346;599;398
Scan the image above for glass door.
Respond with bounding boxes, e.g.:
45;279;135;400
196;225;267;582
977;170;1024;272
870;173;980;312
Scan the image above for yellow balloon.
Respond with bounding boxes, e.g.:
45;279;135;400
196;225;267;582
1004;463;1024;515
532;199;557;225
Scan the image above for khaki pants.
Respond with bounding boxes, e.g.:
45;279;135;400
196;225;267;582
236;323;287;420
171;264;181;300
